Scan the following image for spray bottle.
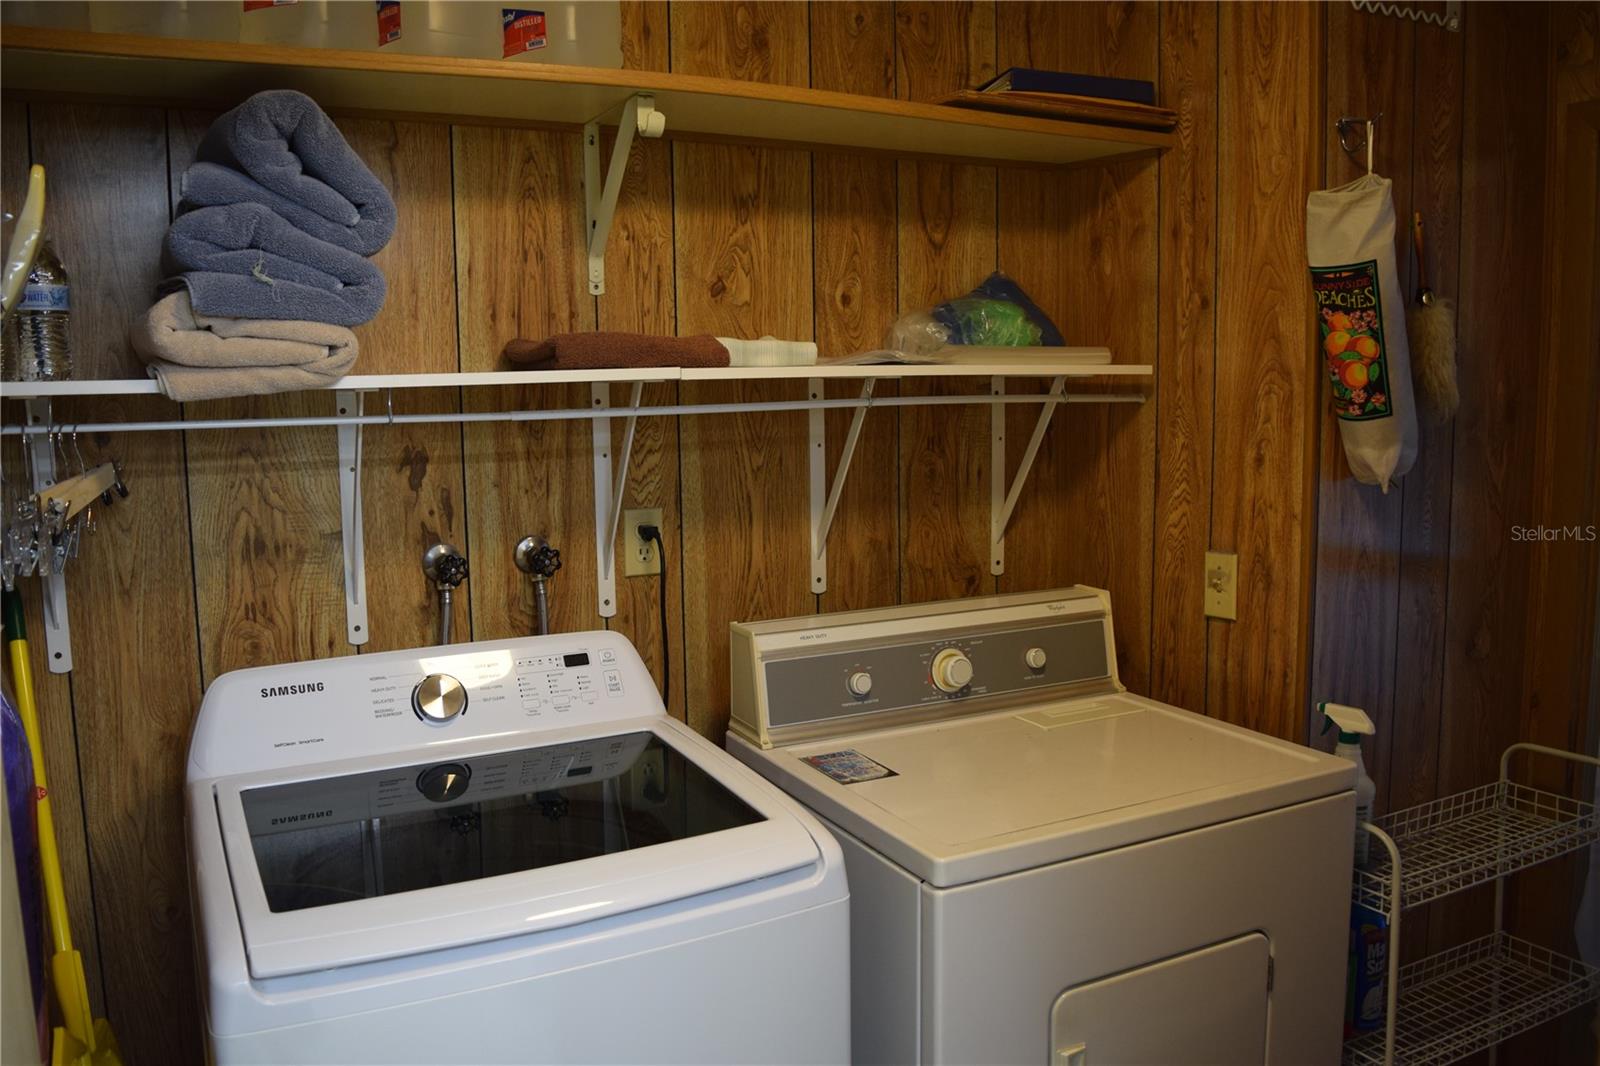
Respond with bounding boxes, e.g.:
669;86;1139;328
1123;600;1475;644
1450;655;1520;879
1319;701;1386;1036
1320;701;1377;865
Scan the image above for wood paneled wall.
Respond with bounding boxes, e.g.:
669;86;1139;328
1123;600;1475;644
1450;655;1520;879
0;4;1589;1064
1309;2;1599;1061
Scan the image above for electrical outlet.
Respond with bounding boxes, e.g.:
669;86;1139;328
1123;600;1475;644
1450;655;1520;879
1204;551;1238;621
624;507;663;577
631;747;668;808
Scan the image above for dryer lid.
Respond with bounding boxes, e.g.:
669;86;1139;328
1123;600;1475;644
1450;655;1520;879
210;724;820;978
760;694;1353;886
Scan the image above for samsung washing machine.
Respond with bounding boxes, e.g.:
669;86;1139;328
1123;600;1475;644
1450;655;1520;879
728;586;1355;1065
186;632;849;1064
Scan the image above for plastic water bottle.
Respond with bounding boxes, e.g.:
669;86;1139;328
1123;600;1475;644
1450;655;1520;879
15;237;73;381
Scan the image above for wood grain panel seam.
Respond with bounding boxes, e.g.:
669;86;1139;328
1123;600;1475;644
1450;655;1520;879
445;123;476;644
59;671;110;1009
1205;0;1222;720
167;108;216;691
14;99;110;1013
1424;14;1470;800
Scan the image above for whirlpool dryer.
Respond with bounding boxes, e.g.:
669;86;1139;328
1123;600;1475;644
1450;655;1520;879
728;586;1355;1066
187;632;849;1065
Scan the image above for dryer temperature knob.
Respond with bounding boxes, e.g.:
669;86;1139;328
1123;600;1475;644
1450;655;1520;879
931;648;974;693
413;673;468;723
1025;647;1048;671
847;671;874;698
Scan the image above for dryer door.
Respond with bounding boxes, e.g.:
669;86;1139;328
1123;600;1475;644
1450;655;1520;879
1050;933;1270;1066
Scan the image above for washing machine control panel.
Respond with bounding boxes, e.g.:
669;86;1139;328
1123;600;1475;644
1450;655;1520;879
190;632;663;779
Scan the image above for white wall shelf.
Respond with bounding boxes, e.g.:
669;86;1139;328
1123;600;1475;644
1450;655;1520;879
3;363;1149;668
0;357;1145;399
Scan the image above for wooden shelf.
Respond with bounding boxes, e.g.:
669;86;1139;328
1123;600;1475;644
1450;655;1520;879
0;360;1152;400
0;27;1171;166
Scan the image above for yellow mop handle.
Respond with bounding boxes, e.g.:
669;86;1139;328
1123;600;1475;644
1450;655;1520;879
4;592;98;1057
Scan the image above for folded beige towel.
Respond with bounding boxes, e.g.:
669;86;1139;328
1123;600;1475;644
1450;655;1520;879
130;290;358;401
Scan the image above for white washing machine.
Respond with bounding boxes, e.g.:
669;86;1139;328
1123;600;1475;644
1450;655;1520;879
727;586;1355;1066
186;632;849;1065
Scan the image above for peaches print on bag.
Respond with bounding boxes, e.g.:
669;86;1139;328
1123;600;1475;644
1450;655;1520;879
1312;260;1393;421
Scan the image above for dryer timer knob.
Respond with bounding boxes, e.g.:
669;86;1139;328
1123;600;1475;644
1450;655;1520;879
931;648;974;693
413;673;468;723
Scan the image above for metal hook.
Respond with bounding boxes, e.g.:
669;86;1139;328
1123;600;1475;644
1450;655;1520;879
51;424;67;473
68;425;95;534
1336;113;1382;175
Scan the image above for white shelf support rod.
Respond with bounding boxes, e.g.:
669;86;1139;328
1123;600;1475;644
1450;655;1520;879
23;399;70;673
990;378;1005;576
990;374;1067;575
591;381;644;618
584;93;664;296
809;378;875;594
1364;823;1402;1066
335;390;369;646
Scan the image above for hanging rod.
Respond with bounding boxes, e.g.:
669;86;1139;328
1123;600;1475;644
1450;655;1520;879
1350;0;1461;32
0;390;1144;436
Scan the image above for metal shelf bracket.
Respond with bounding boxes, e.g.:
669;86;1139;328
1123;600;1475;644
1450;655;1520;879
808;378;876;594
990;375;1068;576
335;389;371;646
584;93;666;296
23;398;71;673
591;380;645;618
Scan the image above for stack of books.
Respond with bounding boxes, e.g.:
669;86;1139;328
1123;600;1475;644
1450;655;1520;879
939;67;1177;131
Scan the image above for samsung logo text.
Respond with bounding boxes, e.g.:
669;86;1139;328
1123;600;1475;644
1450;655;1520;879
260;682;326;699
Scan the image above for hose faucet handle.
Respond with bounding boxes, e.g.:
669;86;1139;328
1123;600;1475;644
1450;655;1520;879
423;543;468;590
514;535;562;580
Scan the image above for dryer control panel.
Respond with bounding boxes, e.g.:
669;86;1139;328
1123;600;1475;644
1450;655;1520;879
189;632;661;780
730;586;1122;749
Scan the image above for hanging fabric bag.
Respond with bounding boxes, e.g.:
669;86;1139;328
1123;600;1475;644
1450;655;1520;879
1306;173;1418;492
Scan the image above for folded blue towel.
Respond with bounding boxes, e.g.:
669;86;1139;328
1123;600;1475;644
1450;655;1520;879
164;203;386;327
182;89;396;256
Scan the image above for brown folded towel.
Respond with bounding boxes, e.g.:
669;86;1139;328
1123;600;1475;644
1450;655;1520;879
130;290;358;401
503;332;729;370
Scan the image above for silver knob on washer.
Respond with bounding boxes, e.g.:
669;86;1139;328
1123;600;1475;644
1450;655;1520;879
412;673;468;723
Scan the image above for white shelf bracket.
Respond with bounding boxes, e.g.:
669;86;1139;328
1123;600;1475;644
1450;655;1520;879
24;399;70;673
583;93;665;296
591;380;645;618
990;375;1068;576
809;378;876;595
336;389;369;646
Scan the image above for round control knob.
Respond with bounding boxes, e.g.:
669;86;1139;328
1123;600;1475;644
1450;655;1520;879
1025;647;1048;671
847;671;874;698
417;762;471;803
931;648;974;693
412;673;468;723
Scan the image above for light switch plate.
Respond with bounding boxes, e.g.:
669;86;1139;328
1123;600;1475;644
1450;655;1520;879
1204;551;1238;621
624;507;663;576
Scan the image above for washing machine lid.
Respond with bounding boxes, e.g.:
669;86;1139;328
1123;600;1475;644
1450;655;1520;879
750;694;1353;887
208;720;821;978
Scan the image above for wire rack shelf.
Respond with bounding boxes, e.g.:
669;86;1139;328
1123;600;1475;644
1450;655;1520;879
1343;932;1600;1066
1352;779;1598;917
